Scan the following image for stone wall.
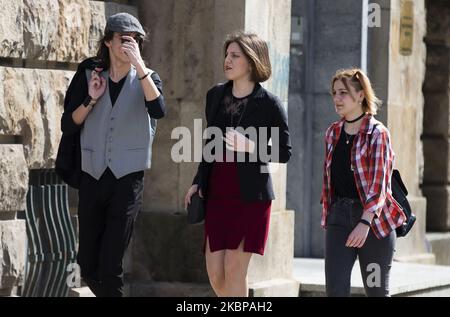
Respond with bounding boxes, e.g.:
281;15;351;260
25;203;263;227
386;0;434;262
0;220;27;296
422;0;450;231
0;146;28;295
0;67;72;168
136;0;217;213
387;0;427;198
0;0;138;296
0;0;136;64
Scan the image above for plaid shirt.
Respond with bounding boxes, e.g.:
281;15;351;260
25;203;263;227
320;115;406;239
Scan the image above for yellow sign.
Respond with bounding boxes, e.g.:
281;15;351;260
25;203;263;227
400;0;414;56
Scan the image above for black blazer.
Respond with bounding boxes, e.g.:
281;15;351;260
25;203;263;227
54;59;95;188
192;81;292;201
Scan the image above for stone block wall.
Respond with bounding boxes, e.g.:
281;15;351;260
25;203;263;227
422;0;450;231
0;146;28;295
386;0;434;262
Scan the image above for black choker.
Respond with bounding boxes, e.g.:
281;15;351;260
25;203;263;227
345;113;365;123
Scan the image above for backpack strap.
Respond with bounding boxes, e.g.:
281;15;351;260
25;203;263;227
368;123;379;159
370;123;379;144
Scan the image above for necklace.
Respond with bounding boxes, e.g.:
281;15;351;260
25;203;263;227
344;130;355;145
229;96;247;128
345;112;365;123
231;105;246;127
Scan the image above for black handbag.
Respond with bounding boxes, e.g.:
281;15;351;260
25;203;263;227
187;192;205;224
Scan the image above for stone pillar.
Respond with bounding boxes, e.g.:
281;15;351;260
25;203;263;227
131;0;297;296
385;0;434;263
422;0;450;232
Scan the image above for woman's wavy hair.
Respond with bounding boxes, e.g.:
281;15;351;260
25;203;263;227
330;68;381;115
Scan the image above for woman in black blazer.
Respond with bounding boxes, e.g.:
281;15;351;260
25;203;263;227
184;31;291;297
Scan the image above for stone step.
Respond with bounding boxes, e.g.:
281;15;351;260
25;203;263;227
250;279;299;297
128;281;215;297
68;287;95;297
427;232;450;265
128;257;450;297
294;258;450;296
129;280;300;297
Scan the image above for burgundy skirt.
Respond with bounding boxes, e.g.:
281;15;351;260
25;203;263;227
204;160;272;255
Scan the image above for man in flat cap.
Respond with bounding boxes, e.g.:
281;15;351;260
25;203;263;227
57;12;165;297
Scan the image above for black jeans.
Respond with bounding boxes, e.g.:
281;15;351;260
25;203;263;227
77;168;144;297
325;197;396;297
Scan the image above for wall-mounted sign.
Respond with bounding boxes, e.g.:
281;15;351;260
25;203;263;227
399;0;414;56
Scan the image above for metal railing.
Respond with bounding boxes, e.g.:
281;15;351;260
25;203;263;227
18;170;77;297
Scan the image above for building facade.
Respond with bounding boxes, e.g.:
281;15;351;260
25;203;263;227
1;0;449;296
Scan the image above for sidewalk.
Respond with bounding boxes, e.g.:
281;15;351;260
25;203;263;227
294;258;450;296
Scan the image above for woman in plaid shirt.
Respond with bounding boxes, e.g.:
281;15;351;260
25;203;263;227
321;68;406;297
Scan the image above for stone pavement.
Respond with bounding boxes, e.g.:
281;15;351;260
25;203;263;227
294;258;450;296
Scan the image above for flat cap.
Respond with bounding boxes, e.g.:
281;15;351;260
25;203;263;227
105;12;145;36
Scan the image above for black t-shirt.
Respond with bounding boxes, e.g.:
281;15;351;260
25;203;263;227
331;130;359;199
109;76;127;107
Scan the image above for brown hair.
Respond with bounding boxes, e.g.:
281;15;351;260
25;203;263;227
96;31;145;69
330;68;381;115
223;31;272;83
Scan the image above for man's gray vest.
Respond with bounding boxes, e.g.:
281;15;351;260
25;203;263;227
80;67;156;180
